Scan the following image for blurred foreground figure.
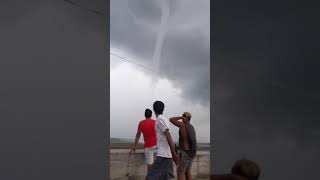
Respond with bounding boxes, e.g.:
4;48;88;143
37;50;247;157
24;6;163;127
211;159;260;180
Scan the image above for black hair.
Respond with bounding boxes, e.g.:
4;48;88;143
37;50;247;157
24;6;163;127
231;159;260;180
153;101;164;114
145;109;152;118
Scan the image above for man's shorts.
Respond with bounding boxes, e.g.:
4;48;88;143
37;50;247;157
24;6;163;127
146;156;174;180
177;150;193;174
144;145;157;165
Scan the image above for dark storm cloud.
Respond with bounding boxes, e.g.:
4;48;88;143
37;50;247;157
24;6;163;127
213;0;320;179
1;0;107;179
162;32;210;104
110;0;156;60
127;0;162;24
110;0;210;105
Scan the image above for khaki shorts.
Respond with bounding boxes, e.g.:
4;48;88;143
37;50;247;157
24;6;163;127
144;145;157;165
177;150;193;174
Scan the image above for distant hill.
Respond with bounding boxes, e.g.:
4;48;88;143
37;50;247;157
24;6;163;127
110;137;143;149
111;137;209;144
110;137;133;144
110;137;210;150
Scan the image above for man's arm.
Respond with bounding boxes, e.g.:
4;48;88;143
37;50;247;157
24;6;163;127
129;127;141;154
169;116;184;127
164;129;178;165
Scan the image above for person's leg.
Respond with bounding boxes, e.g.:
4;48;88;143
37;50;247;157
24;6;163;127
147;164;151;172
177;166;185;180
146;156;166;180
185;166;192;180
177;163;185;180
146;156;158;180
167;158;175;179
177;151;186;180
185;156;193;180
147;146;157;172
145;148;153;175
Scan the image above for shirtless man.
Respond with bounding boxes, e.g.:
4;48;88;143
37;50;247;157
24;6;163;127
170;112;197;180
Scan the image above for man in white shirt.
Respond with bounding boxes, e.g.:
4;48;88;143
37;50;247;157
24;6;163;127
146;101;178;180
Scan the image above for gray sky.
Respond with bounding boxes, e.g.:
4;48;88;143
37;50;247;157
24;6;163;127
110;0;210;142
0;0;108;179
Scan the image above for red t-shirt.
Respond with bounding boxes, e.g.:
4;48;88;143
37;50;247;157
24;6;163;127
138;119;156;148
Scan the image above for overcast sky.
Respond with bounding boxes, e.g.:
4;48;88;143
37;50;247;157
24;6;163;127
110;0;210;142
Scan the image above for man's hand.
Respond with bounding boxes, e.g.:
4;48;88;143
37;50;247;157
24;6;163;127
130;127;141;154
129;147;135;154
172;152;179;166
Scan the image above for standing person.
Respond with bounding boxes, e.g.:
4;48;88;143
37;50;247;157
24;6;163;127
146;101;178;180
130;109;157;172
170;112;197;180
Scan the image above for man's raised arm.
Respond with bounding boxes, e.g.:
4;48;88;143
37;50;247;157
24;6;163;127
169;116;184;127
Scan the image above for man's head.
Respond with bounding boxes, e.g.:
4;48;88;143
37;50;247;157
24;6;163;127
231;159;260;180
182;112;192;123
145;109;152;119
153;101;165;115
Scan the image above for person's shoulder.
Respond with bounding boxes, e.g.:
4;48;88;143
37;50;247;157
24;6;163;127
158;114;168;120
187;123;194;128
158;115;170;127
138;119;146;125
145;119;156;124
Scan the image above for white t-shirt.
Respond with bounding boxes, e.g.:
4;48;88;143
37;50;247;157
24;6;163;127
155;114;172;158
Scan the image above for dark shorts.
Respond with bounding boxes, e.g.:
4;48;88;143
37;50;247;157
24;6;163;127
146;156;174;180
177;150;193;174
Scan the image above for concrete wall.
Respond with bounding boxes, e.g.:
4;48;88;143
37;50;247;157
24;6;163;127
110;149;210;180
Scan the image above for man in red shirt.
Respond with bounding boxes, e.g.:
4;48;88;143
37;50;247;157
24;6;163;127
130;109;157;171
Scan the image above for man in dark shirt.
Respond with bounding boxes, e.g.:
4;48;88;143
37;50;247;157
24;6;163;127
170;112;196;180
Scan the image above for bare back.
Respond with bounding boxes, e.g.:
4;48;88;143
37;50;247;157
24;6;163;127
179;125;191;150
